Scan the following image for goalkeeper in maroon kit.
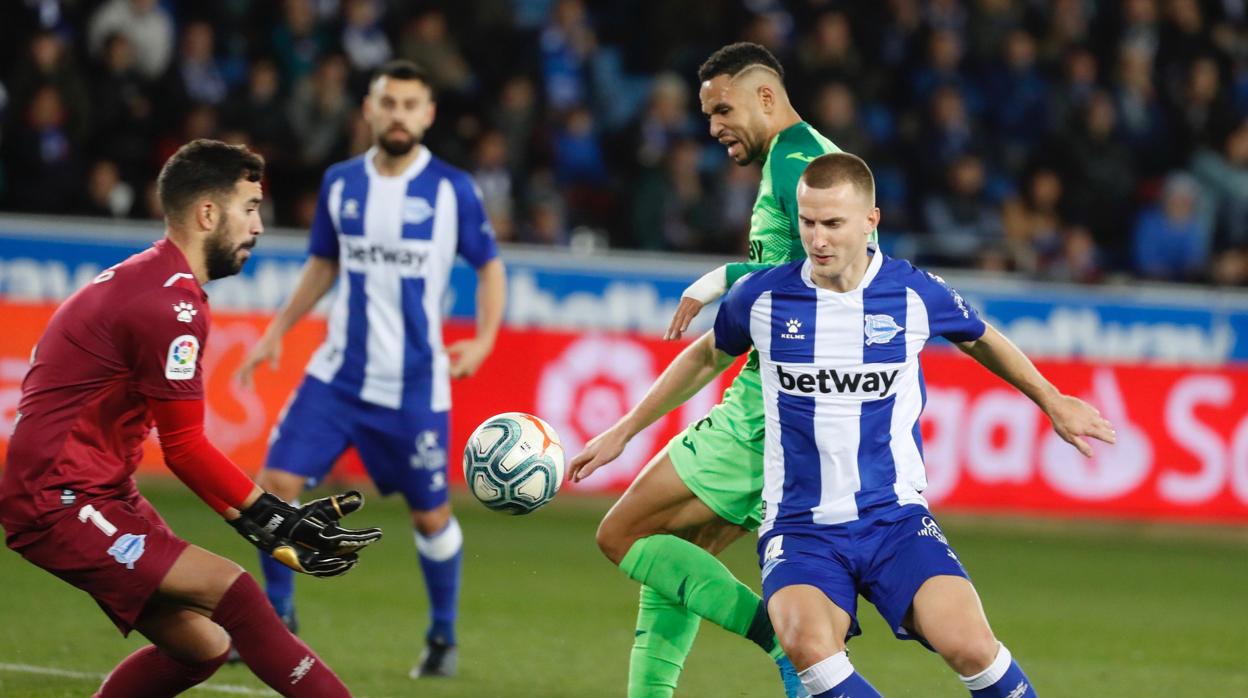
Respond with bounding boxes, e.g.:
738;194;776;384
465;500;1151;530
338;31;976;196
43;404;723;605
0;139;382;697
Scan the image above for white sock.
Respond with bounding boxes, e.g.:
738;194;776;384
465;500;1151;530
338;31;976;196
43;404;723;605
798;651;855;694
414;517;463;561
959;642;1012;691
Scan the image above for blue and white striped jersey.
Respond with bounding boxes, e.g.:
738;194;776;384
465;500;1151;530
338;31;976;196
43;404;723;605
713;246;985;533
304;146;498;411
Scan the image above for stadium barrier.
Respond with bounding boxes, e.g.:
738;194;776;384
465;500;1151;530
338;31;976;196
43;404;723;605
2;302;1246;523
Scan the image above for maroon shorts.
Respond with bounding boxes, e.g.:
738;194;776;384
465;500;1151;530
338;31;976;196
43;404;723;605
5;491;189;635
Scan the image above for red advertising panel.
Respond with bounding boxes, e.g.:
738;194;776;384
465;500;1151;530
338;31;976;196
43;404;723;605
2;301;1246;522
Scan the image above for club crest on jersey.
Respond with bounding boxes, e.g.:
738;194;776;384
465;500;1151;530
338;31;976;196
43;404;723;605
108;533;146;569
165;334;199;380
864;314;903;345
781;318;806;340
402;196;434;225
410;429;447;471
172;301;197;323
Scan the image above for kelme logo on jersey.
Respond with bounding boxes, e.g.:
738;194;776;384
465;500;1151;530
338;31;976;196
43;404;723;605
864;314;903;345
164;334;199;380
775;364;898;397
782;318;805;340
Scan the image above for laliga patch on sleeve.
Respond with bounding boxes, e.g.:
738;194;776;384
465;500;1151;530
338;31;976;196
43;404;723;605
165;334;200;380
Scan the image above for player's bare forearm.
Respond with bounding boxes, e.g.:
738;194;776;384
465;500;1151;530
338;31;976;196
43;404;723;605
956;323;1060;414
266;255;339;339
620;331;735;440
474;258;506;349
959;323;1115;457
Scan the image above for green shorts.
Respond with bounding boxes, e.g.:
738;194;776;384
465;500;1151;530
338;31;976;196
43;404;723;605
668;364;766;531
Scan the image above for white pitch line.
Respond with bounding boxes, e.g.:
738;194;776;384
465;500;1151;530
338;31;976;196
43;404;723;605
0;661;275;695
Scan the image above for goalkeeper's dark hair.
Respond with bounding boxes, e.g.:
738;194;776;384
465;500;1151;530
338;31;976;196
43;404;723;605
698;42;785;83
370;59;435;99
158;139;264;222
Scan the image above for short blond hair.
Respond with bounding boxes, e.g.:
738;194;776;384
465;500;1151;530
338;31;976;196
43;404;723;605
800;152;875;203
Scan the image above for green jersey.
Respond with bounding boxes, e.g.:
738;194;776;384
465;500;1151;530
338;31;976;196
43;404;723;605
667;121;839;528
744;122;839;266
707;122;838;438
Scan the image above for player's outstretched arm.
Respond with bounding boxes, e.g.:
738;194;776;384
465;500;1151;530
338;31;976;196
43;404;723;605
448;258;506;378
150;398;380;577
956;323;1117;457
237;255;339;388
569;330;737;481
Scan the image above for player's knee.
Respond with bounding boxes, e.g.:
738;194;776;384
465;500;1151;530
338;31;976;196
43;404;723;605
774;622;842;670
411;504;451;536
938;630;999;676
594;516;634;565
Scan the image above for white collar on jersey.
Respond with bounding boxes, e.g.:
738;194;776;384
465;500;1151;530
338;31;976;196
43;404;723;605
364;144;432;180
800;242;882;293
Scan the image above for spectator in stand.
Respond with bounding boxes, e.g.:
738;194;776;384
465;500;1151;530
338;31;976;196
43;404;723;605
87;0;173;81
287;54;352;169
162;21;229;117
553;106;606;186
1115;40;1173;176
915;86;985;189
398;11;475;97
271;0;331;89
1038;0;1091;66
4;84;82;212
630;138;715;252
909;29;980;116
223;59;292;166
1002;166;1067;274
1049;225;1103;284
619;72;696;172
1048;46;1098;132
921;152;1004;266
966;0;1025;67
1193;119;1248;257
795;11;865;95
980;29;1050;175
89;32;155;181
77;159;134;218
1053;91;1135;268
1171;55;1239;156
809;82;872;161
473;129;516;242
340;0;392;77
1157;0;1211;91
540;0;597;113
492;75;539;180
9;31;89;145
1117;0;1161;57
1132;172;1212;281
713;158;761;255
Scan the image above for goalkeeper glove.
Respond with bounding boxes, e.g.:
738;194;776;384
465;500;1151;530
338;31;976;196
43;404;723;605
229;491;382;574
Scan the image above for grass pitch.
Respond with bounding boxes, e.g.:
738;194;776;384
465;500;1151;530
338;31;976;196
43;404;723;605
1;479;1245;697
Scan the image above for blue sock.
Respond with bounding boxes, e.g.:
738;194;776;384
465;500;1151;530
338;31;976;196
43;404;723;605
799;651;882;697
259;549;295;619
960;644;1037;697
415;516;463;646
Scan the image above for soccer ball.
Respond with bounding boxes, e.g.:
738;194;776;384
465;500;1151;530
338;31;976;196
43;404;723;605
463;412;565;514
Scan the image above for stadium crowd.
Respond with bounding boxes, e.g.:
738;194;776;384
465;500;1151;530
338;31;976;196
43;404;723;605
1;0;1246;285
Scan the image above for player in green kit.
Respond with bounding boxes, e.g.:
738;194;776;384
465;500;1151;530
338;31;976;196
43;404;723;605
569;43;842;697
